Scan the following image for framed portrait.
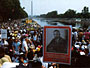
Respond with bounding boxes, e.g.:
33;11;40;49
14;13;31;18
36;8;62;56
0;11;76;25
43;26;72;65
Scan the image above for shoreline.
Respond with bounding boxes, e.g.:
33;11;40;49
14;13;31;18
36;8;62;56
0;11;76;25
51;19;90;28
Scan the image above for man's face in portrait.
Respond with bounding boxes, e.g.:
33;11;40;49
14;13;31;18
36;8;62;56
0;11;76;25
53;30;60;38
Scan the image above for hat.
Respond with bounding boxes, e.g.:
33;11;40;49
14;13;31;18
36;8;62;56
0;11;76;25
30;45;35;49
14;34;17;37
14;31;18;33
25;34;28;37
33;49;36;53
37;48;40;52
82;40;86;43
12;33;14;36
20;52;23;55
10;33;12;35
12;37;15;39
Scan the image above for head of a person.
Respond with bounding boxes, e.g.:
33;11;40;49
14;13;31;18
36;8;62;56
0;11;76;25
21;35;26;41
15;39;18;43
53;30;60;38
0;47;5;58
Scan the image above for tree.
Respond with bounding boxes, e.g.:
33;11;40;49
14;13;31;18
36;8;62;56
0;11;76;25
46;11;58;18
82;6;89;18
58;14;65;18
82;6;89;14
40;14;46;18
76;13;82;18
64;9;76;18
39;7;90;18
0;0;28;22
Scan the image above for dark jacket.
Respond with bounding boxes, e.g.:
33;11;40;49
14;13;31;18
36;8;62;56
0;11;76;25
47;37;67;53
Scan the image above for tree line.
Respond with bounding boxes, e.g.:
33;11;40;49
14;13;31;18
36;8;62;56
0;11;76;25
0;0;28;22
40;6;90;18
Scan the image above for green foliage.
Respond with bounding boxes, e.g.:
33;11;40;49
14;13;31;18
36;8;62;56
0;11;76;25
64;9;76;18
40;14;46;17
0;0;28;22
76;13;83;18
82;6;90;18
82;6;89;14
45;11;58;18
58;14;65;18
40;6;90;18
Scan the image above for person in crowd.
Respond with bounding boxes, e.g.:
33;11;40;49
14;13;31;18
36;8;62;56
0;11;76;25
0;47;12;67
87;41;90;56
7;37;13;51
33;32;38;47
83;29;90;41
25;37;33;48
19;53;28;66
27;48;34;60
0;39;4;48
82;40;87;45
78;29;83;42
75;40;82;46
21;36;28;59
12;38;21;55
37;33;42;46
73;29;78;43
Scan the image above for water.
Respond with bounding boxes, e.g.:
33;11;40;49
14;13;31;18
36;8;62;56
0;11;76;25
28;17;82;28
75;23;82;28
33;18;64;27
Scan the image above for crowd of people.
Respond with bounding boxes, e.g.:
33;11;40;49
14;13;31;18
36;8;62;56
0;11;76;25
1;19;90;68
71;27;90;67
0;19;45;68
72;27;90;56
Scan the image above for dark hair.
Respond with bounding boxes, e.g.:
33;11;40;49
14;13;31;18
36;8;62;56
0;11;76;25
53;30;60;35
53;30;60;32
21;36;26;42
0;47;5;58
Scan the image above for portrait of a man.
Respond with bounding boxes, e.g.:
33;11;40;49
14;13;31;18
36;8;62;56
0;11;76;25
47;29;68;53
44;26;71;64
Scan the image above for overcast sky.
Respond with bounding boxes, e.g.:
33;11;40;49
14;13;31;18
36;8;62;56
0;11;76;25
20;0;90;15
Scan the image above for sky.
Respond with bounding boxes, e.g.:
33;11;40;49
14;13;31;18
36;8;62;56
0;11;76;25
20;0;90;16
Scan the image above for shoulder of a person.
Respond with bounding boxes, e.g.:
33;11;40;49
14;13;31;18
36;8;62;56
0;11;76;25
18;42;21;44
60;38;66;43
1;55;10;62
0;63;1;67
22;41;27;44
4;55;10;58
88;44;90;46
0;59;2;64
59;37;65;40
52;38;56;41
46;39;54;47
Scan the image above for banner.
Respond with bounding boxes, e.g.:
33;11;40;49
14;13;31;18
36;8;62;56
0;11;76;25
1;29;7;39
26;19;32;23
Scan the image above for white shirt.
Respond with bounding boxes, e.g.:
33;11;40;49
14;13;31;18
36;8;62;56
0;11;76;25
1;62;19;68
4;40;8;45
74;31;78;40
22;39;28;52
39;57;48;68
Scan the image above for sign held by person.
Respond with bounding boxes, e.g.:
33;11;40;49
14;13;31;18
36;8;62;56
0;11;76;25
43;26;72;65
1;29;7;39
